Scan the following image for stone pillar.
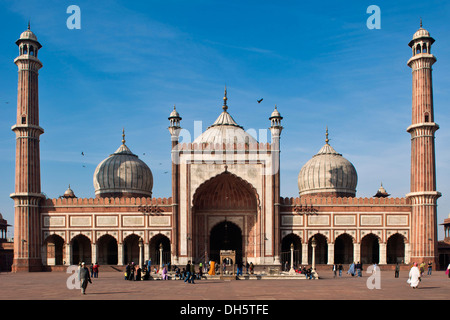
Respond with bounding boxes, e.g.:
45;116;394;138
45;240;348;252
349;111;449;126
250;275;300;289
302;242;308;265
404;243;411;264
144;242;150;264
118;243;124;266
139;238;144;267
159;243;163;274
66;243;72;265
327;243;334;265
353;243;361;263
379;243;387;265
92;243;98;265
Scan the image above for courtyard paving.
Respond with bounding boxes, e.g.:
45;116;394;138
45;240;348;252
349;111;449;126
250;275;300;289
0;269;448;301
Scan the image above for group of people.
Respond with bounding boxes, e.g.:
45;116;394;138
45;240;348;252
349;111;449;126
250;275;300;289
124;262;157;281
89;262;99;278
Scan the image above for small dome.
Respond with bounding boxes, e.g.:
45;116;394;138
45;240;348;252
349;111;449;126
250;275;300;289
412;27;430;40
19;29;38;42
169;106;180;119
298;139;357;197
374;183;390;198
16;25;42;49
270;106;282;119
93;133;153;198
64;185;76;198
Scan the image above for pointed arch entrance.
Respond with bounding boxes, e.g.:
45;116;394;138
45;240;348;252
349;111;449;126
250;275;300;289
387;233;405;264
361;233;380;264
71;234;91;265
210;220;243;263
97;234;118;265
334;233;354;264
192;171;259;264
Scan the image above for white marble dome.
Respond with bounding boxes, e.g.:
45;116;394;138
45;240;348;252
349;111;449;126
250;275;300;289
93;139;153;198
298;141;357;197
193;91;257;145
193;110;257;145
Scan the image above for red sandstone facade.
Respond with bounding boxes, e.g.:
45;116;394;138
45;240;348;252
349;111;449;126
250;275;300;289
10;25;442;271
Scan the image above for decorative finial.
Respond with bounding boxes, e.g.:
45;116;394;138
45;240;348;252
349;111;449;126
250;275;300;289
325;126;329;144
27;20;30;30
223;86;228;111
122;128;126;145
420;17;423;28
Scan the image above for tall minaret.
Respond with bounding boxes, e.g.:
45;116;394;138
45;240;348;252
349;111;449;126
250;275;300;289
269;105;283;263
168;105;182;263
11;24;44;272
406;22;440;266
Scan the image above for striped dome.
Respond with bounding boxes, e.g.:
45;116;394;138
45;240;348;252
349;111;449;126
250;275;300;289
298;142;357;197
93;142;153;198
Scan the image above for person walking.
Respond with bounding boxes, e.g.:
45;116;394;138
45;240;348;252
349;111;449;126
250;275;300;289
190;262;196;284
93;262;99;278
184;260;191;283
395;263;400;278
332;264;337;278
338;264;343;277
446;263;450;278
78;262;92;295
347;262;355;277
427;261;432;275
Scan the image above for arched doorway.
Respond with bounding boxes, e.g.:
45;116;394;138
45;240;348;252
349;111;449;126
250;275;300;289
361;234;380;264
44;234;65;266
149;234;171;267
386;233;405;264
192;171;259;263
281;233;302;270
97;234;118;265
71;234;91;265
123;234;140;265
308;234;328;265
334;233;354;264
210;220;242;264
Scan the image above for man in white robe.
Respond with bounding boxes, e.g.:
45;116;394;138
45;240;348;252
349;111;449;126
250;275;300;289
408;263;421;289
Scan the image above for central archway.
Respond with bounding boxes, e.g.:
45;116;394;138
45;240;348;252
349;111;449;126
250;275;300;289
192;171;259;263
210;221;242;264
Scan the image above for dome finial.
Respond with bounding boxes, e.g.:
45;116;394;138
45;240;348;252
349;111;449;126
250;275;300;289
223;85;228;111
122;128;126;145
420;17;423;28
325;126;329;144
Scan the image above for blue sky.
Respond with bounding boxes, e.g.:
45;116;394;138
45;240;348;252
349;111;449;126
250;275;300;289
0;0;450;240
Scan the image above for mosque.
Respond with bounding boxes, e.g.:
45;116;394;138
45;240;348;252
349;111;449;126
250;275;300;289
10;23;443;272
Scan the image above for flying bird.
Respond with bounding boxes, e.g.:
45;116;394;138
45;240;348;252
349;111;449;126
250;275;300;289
81;152;84;156
257;98;263;103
